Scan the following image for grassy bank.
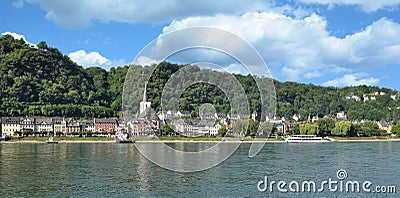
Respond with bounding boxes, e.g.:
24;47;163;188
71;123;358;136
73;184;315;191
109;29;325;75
333;136;400;141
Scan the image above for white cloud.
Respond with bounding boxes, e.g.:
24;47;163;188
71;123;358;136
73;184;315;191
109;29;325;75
1;31;35;46
25;0;270;29
299;0;400;12
22;0;400;29
160;13;400;81
134;56;158;66
68;50;112;68
322;73;380;87
12;0;25;8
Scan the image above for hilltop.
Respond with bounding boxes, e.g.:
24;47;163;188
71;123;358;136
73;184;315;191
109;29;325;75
0;35;399;122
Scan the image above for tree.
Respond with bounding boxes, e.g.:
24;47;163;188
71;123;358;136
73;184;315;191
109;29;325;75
37;41;48;50
233;119;248;135
292;123;300;135
218;125;227;137
247;119;259;135
317;118;335;137
300;123;319;135
331;121;352;137
162;124;174;135
360;121;380;137
391;124;400;135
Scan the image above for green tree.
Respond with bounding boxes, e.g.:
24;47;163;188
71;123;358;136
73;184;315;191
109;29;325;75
316;118;335;137
218;125;227;137
331;121;352;137
162;124;174;135
391;123;400;135
247;119;259;135
292;123;300;135
360;121;380;137
37;41;48;50
300;123;319;135
233;119;247;135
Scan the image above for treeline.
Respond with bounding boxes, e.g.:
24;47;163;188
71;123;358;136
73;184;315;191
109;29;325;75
1;35;400;122
295;118;388;137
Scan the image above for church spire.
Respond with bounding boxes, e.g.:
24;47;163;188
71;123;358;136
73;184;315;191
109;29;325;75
139;82;151;115
143;83;147;102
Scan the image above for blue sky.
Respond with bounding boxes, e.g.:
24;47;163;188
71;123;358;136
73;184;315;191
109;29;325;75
1;0;399;91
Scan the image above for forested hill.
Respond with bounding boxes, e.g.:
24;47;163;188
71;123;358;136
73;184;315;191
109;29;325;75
1;35;399;121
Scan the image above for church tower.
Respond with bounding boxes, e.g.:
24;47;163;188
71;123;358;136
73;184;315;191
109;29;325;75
139;83;151;114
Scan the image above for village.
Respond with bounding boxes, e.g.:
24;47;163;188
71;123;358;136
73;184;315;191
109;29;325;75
1;87;396;140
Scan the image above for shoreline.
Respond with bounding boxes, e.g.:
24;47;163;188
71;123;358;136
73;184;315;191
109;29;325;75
2;138;400;144
0;140;116;144
335;138;400;142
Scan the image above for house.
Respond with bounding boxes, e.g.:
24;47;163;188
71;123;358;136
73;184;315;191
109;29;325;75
81;120;95;132
251;111;258;121
116;118;128;133
352;95;361;101
377;121;392;134
66;119;81;133
177;111;190;118
52;117;67;134
276;123;285;134
208;123;221;136
346;95;361;101
170;119;191;134
20;117;35;132
36;117;53;133
292;114;300;122
127;118;152;136
200;112;215;120
94;118;117;133
1;117;21;137
336;112;348;120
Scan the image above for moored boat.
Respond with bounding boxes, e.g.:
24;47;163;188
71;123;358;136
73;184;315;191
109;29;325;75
284;135;326;143
46;136;58;144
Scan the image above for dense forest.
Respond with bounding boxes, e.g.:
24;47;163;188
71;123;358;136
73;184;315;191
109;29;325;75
1;35;399;122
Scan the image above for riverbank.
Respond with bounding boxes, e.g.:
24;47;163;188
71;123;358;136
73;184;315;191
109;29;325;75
2;136;400;143
335;138;400;142
0;137;116;144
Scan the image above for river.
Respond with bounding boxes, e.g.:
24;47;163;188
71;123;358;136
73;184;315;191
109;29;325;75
0;142;399;197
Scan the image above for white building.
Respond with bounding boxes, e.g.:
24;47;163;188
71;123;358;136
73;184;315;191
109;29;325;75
336;112;347;120
139;83;151;115
208;123;222;136
37;118;53;132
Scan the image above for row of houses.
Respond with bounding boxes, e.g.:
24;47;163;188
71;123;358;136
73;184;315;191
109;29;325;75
345;92;400;102
0;117;127;137
169;119;222;137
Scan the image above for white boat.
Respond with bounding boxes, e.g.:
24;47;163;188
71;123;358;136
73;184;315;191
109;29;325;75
284;135;326;143
46;136;58;144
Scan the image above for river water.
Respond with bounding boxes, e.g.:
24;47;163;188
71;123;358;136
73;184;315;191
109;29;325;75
0;142;399;197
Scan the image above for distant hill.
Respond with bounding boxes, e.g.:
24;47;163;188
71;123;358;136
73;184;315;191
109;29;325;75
1;35;399;121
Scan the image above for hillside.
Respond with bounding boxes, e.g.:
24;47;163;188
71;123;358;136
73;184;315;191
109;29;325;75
0;34;116;117
0;35;399;121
